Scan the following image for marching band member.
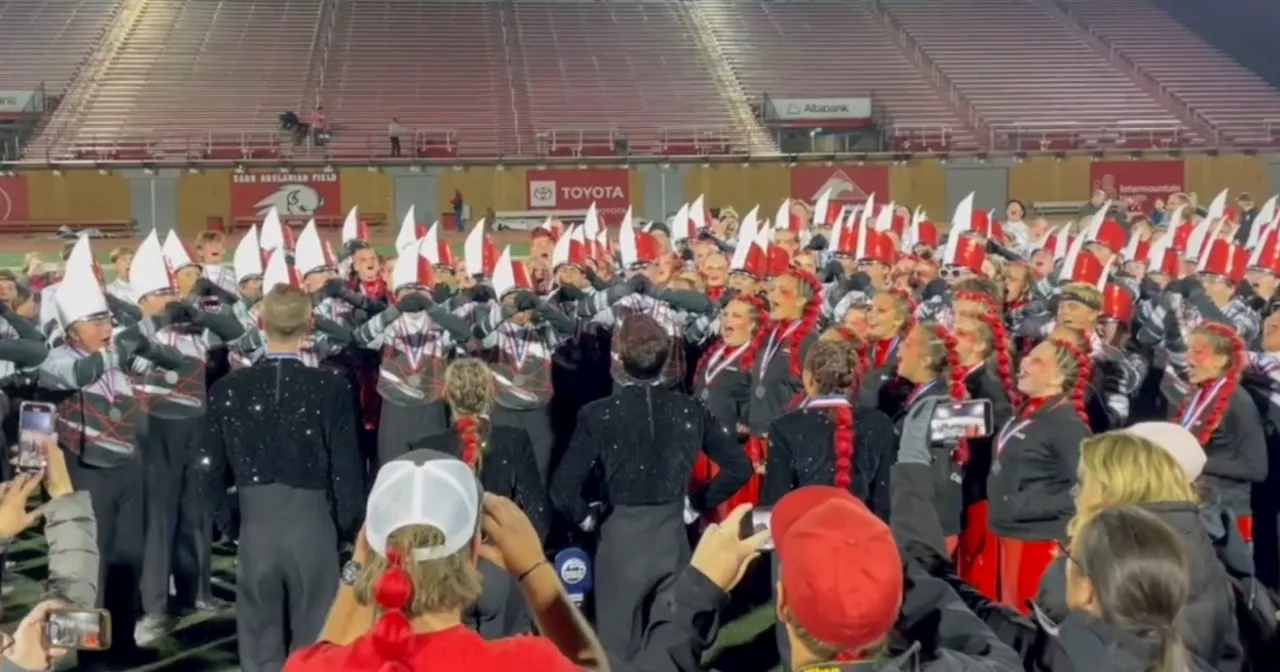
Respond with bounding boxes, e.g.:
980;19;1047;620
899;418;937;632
550;313;749;657
471;248;576;482
409;358;549;638
987;337;1092;612
353;238;473;462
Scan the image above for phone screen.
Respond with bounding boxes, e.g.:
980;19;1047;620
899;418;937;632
740;507;774;551
45;608;111;651
17;403;54;473
929;400;994;442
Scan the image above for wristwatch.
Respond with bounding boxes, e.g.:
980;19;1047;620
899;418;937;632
341;560;362;586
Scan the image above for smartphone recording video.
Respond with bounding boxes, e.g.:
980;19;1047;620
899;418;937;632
45;608;111;651
740;506;774;551
928;400;994;442
17;402;56;474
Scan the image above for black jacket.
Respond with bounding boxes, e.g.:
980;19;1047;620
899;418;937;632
963;363;1015;504
986;397;1090;541
1188;385;1268;516
762;400;897;520
892;460;1214;672
1034;501;1243;672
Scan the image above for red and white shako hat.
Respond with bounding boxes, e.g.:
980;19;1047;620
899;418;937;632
55;239;109;329
341;206;370;247
259;206;295;254
391;237;436;292
463;219;499;278
492;246;533;300
619;214;662;269
940;192;986;273
1057;228;1110;289
233;224;265;285
551;224;589;270
1101;283;1135;324
395;205;427;255
130;229;179;299
421;222;456;270
295;219;338;277
262;247;302;291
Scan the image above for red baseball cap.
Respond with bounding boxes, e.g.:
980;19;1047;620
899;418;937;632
773;486;903;651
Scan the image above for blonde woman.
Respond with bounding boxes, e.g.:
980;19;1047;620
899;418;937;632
409;358;550;638
1034;427;1242;670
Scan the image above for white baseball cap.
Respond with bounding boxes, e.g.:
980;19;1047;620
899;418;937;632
365;449;481;562
1123;422;1206;482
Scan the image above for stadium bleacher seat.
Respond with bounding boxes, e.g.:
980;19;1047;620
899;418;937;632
0;0;124;95
1058;0;1280;148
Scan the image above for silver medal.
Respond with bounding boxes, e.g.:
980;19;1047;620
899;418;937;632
407;374;422;387
164;370;179;384
512;374;525;387
700;388;711;401
754;385;766;400
108;408;123;423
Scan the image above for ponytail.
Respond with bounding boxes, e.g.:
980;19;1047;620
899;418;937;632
369;546;415;670
803;339;860;490
1050;338;1092;427
832;404;855;489
786;270;824;381
455;415;483;472
929;323;970;465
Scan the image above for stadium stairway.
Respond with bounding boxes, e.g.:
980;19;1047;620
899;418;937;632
679;2;779;155
1034;0;1217;145
23;0;146;160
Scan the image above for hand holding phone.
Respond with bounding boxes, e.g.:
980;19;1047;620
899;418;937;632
44;607;111;651
16;402;56;474
929;400;995;442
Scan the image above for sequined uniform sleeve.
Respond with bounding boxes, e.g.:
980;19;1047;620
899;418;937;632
325;374;365;538
508;430;551;542
760;424;796;507
692;405;751;512
550;408;602;525
202;381;235;536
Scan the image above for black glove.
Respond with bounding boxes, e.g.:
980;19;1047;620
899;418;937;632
1169;276;1197;298
468;285;496;304
1139;276;1163;303
1236;280;1256;302
514;291;538;312
397;292;431;313
820;259;845;284
627;274;653;296
113;329;151;358
322;278;347;299
165;301;199;325
431;284;455;304
841;272;873;294
921;277;949;302
557;284;586;302
805;233;829;252
192;277;219;297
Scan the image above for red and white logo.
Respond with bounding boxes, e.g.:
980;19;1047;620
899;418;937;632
790;166;888;204
526;169;630;221
230;172;341;219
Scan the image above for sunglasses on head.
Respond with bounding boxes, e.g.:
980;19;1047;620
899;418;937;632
939;267;969;280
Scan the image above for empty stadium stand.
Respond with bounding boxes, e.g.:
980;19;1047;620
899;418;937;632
699;0;976;152
48;0;322;160
1058;0;1280;147
321;0;515;157
0;0;123;95
883;0;1192;152
510;1;744;157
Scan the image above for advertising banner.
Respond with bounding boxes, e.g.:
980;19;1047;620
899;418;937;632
0;174;30;222
1089;160;1185;211
768;97;872;121
230;171;342;219
526;168;630;222
789;165;890;205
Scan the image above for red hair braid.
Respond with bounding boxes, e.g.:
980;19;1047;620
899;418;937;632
1176;323;1245;444
1050;338;1092;427
455;415;482;470
833;404;855;489
957;291;1019;407
928;323;971;465
369;546;414;669
786;270;824;381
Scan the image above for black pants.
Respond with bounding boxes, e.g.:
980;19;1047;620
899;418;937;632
141;415;212;617
237;485;339;672
66;456;146;669
492;404;553;485
390;136;402;156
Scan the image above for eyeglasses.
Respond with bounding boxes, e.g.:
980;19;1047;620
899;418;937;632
939;267;970;280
